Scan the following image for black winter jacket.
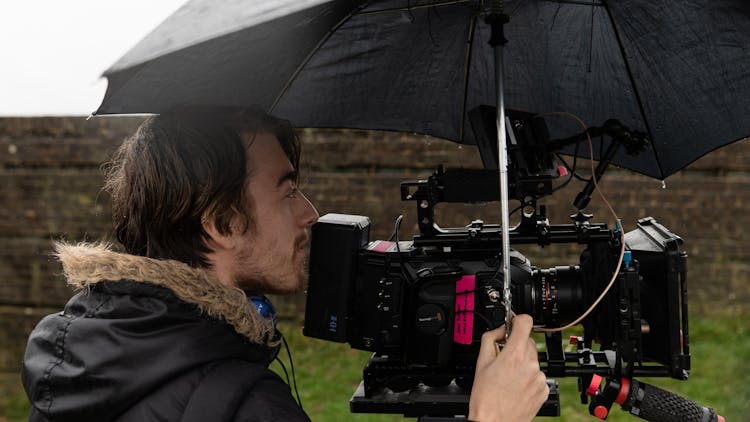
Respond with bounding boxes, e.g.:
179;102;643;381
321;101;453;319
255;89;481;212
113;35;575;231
22;243;310;422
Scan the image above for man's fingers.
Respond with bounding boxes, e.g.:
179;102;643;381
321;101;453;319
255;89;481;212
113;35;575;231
505;314;534;350
476;325;507;368
476;315;537;370
527;337;540;362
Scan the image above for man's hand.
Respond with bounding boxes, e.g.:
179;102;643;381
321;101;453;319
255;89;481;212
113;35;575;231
468;314;549;422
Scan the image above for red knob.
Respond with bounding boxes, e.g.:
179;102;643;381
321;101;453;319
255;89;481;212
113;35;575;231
615;378;630;405
593;405;609;419
587;374;603;397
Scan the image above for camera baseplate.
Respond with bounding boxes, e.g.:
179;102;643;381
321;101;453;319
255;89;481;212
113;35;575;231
350;375;561;418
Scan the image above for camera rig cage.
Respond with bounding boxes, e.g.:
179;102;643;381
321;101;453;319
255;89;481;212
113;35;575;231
302;109;722;421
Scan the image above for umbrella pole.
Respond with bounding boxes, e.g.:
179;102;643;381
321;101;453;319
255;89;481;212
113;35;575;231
486;2;512;339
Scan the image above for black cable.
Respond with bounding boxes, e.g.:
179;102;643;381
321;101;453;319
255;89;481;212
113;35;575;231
551;156;576;192
559;150;589;182
388;214;402;241
509;202;524;217
571;131;586;179
280;333;303;409
551;130;586;192
274;356;291;386
394;214;404;247
393;215;415;285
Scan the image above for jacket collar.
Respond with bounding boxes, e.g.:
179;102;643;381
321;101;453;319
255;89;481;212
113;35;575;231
54;242;277;346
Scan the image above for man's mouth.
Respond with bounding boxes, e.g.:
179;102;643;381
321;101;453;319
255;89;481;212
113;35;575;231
296;236;309;253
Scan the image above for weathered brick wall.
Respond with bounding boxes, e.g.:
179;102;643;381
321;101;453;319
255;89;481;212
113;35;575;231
1;117;748;390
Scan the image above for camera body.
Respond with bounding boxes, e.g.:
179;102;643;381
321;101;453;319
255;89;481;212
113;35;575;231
304;206;689;395
305;211;591;359
303;109;689;407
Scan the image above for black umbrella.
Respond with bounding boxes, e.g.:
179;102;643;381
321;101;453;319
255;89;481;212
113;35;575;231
95;0;750;180
94;2;741;418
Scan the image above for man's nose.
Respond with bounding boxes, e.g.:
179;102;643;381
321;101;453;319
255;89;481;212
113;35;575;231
298;191;319;227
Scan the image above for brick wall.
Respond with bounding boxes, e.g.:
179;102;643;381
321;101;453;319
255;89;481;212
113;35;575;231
1;117;748;390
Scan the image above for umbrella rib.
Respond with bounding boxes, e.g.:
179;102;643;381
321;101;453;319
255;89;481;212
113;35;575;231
542;0;603;6
602;2;664;179
459;14;478;143
359;0;470;15
269;3;368;113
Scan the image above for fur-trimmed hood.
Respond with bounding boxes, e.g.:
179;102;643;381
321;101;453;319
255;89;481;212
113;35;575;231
54;242;276;346
23;242;287;422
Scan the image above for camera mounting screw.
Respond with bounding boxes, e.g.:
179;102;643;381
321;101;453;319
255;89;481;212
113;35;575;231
487;288;501;302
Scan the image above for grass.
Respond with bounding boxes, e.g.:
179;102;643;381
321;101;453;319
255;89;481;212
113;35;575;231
273;313;749;421
271;323;401;421
4;313;746;421
0;389;28;422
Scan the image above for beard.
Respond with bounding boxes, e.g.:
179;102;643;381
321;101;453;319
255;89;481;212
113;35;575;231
232;244;310;295
238;259;309;295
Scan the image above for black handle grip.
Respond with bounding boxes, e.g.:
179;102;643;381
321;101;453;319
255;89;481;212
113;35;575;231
622;379;723;422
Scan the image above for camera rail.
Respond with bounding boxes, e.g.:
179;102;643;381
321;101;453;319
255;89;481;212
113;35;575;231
412;221;612;249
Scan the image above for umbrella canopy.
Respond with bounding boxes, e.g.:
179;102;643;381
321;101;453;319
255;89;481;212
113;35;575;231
96;0;750;179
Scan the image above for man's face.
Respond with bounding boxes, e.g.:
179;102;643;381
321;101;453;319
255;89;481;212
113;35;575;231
229;131;319;294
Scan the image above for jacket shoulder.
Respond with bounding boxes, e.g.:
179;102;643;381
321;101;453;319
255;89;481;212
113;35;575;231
181;359;310;422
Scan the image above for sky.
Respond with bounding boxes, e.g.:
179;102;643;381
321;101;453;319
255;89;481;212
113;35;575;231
0;1;186;117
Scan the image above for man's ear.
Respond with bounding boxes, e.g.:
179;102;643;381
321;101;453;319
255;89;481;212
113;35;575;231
202;212;236;251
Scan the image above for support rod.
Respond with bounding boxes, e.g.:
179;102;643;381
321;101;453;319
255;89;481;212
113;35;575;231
485;0;511;338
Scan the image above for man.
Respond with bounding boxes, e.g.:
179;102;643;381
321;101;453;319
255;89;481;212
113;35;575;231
22;107;547;421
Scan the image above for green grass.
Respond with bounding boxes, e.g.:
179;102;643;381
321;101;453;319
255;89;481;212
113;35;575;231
271;322;402;421
274;314;748;421
0;389;28;422
4;314;747;421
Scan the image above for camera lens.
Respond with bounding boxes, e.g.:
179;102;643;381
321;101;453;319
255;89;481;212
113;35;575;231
533;266;584;326
513;265;586;327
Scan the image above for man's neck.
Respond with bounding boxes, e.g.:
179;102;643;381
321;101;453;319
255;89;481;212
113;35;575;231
204;251;237;288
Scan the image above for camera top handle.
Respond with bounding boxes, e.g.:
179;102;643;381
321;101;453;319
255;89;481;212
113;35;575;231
401;166;612;246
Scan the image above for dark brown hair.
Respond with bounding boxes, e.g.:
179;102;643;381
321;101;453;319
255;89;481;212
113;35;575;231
103;106;300;267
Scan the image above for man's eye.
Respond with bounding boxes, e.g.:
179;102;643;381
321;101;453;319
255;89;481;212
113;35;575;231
287;186;299;199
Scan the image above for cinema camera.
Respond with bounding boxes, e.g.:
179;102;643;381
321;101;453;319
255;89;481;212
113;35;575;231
303;108;723;421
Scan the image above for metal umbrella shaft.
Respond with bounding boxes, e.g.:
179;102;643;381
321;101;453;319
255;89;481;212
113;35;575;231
485;1;512;338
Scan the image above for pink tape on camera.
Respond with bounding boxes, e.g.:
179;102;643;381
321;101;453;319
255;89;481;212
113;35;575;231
454;275;475;345
370;240;393;253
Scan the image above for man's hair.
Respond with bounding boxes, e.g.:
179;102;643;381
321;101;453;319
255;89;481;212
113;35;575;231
103;106;300;267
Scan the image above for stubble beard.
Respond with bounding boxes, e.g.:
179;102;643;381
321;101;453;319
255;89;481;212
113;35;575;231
233;245;309;295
